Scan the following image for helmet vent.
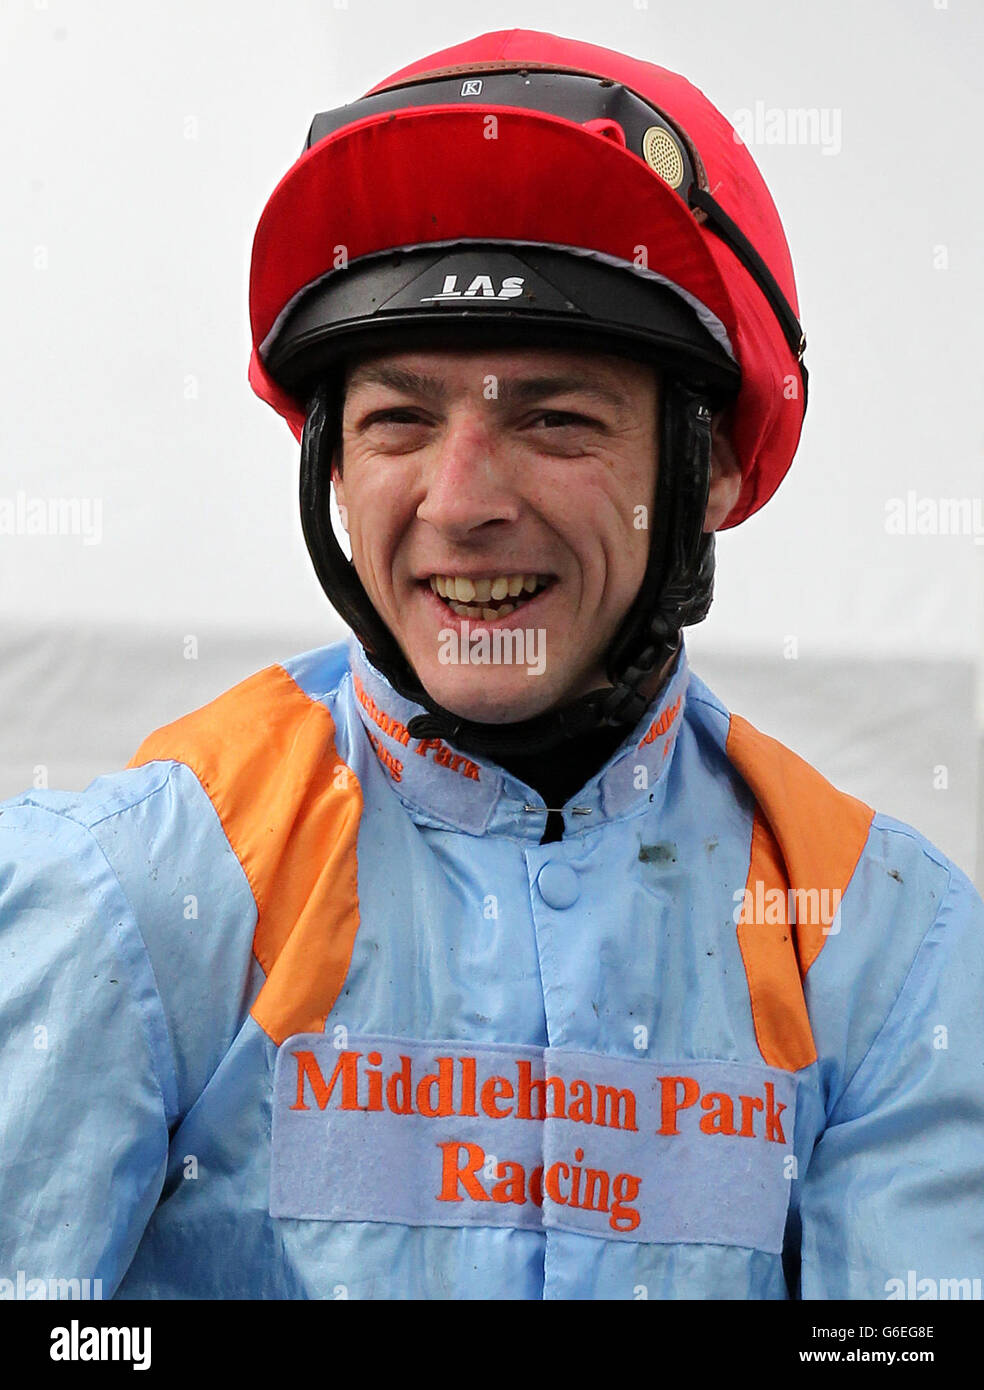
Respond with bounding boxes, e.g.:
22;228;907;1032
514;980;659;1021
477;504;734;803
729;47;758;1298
642;126;685;188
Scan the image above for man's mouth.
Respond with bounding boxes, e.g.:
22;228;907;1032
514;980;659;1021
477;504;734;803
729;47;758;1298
426;572;553;621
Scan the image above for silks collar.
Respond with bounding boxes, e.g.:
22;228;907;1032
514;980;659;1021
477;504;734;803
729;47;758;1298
346;636;691;840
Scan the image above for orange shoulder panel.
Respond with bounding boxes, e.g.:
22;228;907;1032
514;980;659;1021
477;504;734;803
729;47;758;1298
127;664;363;1046
726;713;875;1072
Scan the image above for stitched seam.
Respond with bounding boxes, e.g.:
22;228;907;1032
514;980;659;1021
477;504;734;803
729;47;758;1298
9;762;175;832
826;861;956;1120
58;813;179;1128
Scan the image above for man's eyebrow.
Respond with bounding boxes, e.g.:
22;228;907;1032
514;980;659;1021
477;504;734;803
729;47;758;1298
345;364;631;410
496;375;630;410
345;364;444;397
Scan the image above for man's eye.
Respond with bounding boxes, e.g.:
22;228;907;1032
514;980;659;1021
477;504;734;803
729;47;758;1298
366;408;424;426
531;411;594;429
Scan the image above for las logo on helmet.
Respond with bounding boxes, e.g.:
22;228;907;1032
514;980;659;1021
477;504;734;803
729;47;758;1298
421;274;526;302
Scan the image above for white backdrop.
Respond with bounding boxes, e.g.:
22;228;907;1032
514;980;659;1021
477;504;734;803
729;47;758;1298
1;0;981;882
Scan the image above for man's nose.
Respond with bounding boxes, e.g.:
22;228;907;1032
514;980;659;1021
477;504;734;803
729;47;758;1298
415;411;520;539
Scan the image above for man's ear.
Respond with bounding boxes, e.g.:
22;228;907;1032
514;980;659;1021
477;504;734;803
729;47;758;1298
704;404;743;532
330;447;348;530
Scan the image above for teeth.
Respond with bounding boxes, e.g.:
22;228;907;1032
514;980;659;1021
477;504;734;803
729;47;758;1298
442;597;524;622
429;573;548;607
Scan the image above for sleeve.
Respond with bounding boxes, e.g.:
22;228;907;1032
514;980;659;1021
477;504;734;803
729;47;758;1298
797;861;984;1299
0;801;176;1298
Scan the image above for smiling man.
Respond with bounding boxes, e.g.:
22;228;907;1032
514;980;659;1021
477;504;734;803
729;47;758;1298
333;347;740;725
1;29;982;1304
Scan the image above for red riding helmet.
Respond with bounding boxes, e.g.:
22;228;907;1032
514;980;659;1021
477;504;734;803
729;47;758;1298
247;30;807;755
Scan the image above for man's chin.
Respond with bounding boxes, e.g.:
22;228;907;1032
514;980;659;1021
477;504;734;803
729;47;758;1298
411;663;608;728
419;675;559;726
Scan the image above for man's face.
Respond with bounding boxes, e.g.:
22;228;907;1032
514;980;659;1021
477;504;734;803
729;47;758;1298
332;346;663;724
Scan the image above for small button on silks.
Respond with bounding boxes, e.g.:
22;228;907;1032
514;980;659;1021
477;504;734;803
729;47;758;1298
536;862;580;909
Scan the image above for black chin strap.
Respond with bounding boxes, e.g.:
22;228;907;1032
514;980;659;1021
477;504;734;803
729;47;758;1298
299;376;715;759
